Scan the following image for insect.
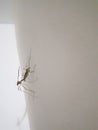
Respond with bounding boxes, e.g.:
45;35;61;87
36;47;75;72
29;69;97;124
17;67;31;86
17;49;36;96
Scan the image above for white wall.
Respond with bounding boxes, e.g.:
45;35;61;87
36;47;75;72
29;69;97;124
0;0;13;23
14;0;97;130
0;24;30;130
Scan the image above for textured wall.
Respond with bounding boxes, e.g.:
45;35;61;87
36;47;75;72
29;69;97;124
14;1;97;130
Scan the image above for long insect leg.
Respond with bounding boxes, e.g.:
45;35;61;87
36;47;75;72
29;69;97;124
24;86;35;94
17;67;20;82
30;64;36;73
24;48;32;69
18;84;21;91
22;85;35;95
26;76;38;84
22;90;34;97
18;85;33;97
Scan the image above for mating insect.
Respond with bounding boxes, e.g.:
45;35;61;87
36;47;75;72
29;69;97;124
17;50;36;96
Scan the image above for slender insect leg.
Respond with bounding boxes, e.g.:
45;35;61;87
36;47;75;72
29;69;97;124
18;85;21;91
22;85;35;94
21;86;35;97
30;64;36;73
22;90;34;97
26;76;38;84
17;66;20;82
18;85;33;97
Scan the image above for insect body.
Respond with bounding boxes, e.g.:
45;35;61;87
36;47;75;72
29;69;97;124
17;49;36;96
17;65;35;96
17;67;31;86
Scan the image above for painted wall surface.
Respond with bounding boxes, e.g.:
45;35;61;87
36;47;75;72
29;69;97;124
0;0;13;23
14;1;97;130
0;24;30;130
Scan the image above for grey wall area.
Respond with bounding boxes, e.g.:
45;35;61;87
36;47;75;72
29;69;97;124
0;0;14;23
5;0;98;130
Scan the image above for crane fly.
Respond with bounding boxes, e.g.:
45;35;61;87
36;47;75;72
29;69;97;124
16;49;35;96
